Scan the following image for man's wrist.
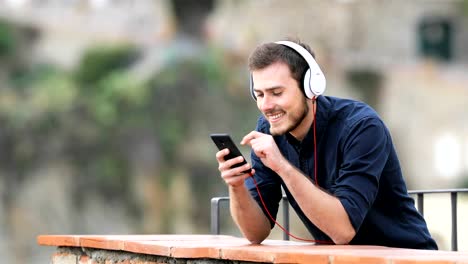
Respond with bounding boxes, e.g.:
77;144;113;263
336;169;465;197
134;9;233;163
229;183;248;194
274;158;293;176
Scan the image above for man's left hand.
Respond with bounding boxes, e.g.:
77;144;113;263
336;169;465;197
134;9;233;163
241;131;287;173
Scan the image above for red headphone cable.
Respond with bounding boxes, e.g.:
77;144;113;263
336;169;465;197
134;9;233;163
249;96;333;244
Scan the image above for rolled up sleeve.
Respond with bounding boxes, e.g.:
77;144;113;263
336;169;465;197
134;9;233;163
333;117;390;231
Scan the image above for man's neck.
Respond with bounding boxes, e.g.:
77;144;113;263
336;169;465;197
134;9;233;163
289;100;316;141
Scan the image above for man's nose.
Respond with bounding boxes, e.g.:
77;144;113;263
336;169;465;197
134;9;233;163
259;95;274;112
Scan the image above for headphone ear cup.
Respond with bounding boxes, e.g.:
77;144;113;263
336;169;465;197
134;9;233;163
303;69;314;99
249;74;257;101
309;70;326;97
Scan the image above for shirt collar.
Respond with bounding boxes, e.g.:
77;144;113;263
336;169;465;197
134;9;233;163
286;95;331;151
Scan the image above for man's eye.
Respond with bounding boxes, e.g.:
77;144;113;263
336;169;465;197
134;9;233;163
256;93;264;98
272;91;282;96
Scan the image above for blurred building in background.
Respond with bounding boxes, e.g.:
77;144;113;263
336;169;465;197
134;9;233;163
0;0;174;67
207;0;468;188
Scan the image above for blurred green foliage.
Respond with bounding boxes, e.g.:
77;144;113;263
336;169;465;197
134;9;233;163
75;44;140;85
0;19;15;57
461;0;468;17
0;19;257;233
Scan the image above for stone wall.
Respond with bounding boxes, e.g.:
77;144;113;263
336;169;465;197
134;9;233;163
38;234;468;264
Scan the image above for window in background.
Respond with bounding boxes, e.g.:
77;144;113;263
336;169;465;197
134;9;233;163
418;17;453;62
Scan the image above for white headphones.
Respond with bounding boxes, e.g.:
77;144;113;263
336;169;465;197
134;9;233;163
249;40;326;100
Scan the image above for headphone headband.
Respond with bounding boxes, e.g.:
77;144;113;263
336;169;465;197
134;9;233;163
249;40;326;100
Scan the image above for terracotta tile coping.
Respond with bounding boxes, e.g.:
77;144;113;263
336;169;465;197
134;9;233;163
37;234;468;264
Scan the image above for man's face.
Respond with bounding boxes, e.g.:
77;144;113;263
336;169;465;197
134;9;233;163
252;62;309;136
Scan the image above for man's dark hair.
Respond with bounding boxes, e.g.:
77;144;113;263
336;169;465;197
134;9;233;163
248;38;316;89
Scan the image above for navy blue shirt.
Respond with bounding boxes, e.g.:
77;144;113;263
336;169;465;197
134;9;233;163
245;96;438;250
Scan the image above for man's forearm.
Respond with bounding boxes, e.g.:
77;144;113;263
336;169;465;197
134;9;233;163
229;185;271;244
277;162;356;244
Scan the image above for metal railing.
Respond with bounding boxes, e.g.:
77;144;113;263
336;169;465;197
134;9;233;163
210;188;468;251
408;189;468;251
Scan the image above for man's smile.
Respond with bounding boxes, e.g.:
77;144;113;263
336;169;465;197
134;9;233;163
267;111;285;123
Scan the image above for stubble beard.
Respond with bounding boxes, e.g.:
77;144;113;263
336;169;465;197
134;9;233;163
269;97;309;136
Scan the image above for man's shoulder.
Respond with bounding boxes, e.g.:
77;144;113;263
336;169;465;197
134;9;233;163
324;96;381;126
325;96;375;113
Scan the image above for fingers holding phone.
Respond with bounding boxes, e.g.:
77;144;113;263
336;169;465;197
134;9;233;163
211;134;253;187
216;149;252;187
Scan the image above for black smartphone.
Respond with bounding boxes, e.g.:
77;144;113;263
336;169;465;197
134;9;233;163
210;133;250;173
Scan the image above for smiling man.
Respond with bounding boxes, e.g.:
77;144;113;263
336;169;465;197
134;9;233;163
214;39;438;249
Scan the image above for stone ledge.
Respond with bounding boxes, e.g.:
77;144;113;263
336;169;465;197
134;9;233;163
37;234;468;264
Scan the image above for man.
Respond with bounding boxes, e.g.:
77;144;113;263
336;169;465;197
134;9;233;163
215;39;438;249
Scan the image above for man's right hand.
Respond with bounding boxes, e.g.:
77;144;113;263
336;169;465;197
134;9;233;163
216;148;270;244
216;148;254;187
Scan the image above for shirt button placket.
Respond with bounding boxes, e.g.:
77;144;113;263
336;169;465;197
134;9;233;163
299;149;315;185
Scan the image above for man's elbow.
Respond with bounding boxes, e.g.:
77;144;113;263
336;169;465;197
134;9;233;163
247;238;265;244
332;228;356;245
243;228;270;244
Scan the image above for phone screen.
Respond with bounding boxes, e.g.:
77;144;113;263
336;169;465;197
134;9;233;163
210;133;250;173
